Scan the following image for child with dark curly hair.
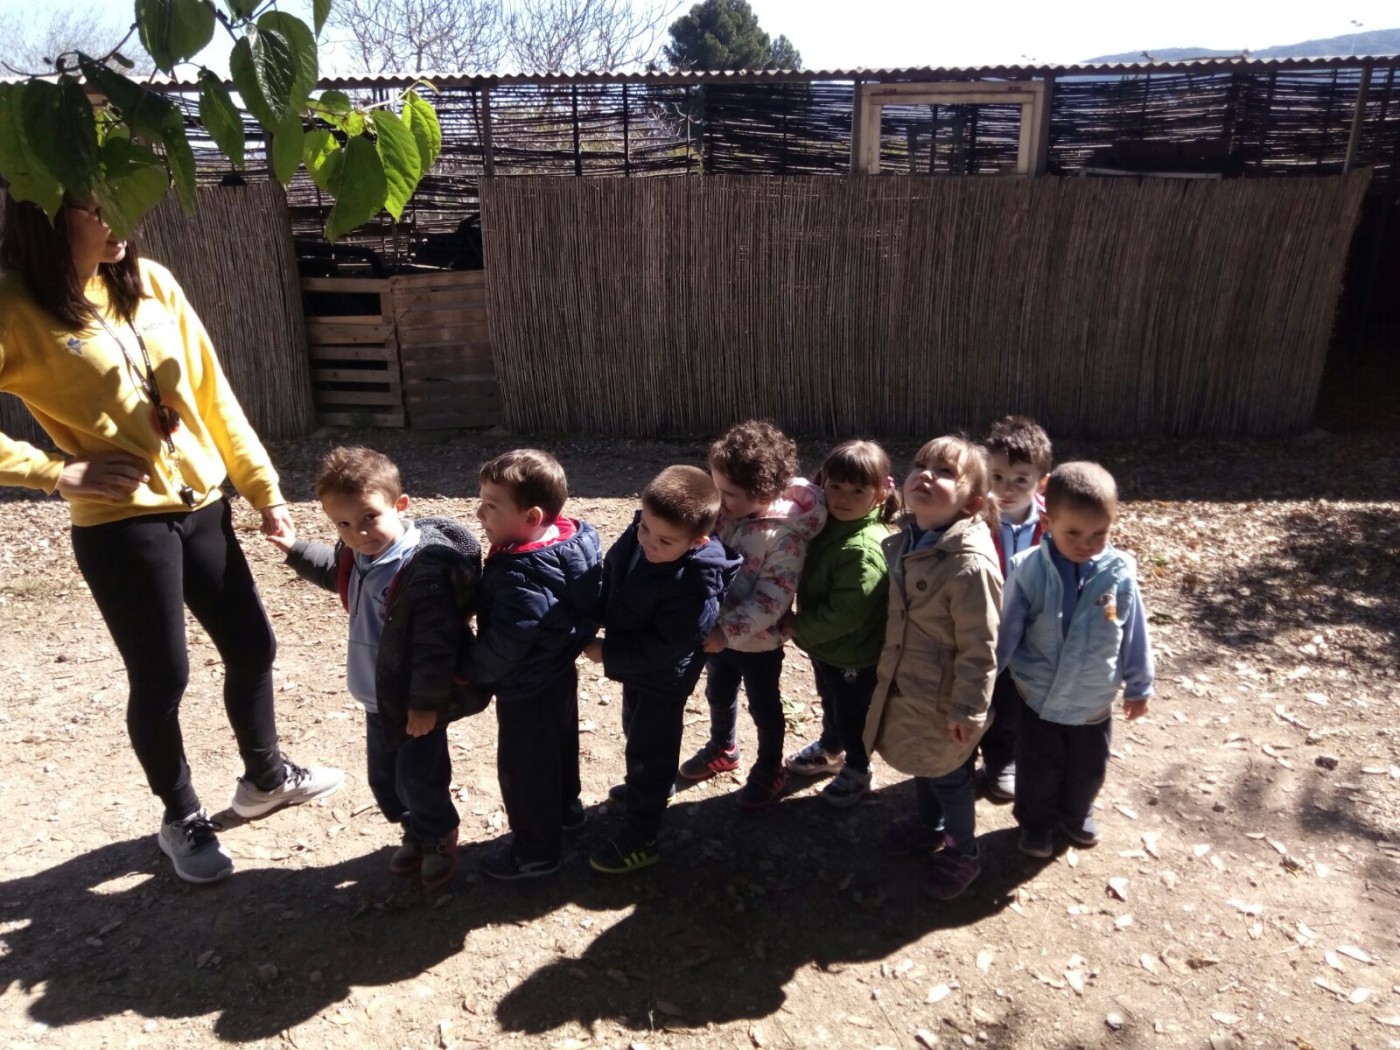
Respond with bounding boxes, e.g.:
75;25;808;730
677;420;827;809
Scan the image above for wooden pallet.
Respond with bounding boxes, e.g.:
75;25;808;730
301;277;405;428
391;271;501;429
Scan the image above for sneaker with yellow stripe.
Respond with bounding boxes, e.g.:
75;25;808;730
589;832;660;875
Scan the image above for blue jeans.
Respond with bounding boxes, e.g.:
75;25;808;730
704;647;786;773
811;659;876;771
915;755;977;856
365;712;459;843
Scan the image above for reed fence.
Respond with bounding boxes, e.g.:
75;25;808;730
481;172;1370;438
0;180;312;448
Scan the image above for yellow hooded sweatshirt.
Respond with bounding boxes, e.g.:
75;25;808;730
0;258;281;526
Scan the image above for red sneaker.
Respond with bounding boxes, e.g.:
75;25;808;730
678;742;741;781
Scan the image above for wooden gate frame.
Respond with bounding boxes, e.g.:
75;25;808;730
850;80;1052;176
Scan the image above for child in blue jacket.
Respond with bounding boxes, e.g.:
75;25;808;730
274;446;481;892
583;466;741;874
465;449;603;881
996;462;1155;859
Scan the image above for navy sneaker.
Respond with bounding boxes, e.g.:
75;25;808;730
1060;814;1101;848
589;832;661;875
480;843;560;881
1018;825;1055;858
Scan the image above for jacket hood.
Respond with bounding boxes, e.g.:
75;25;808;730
415;516;483;561
685;530;744;582
733;478;827;541
502;518;603;609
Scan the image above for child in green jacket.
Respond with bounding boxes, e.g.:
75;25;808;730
784;441;899;807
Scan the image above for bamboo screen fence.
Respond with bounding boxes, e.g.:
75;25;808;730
0;180;313;447
481;172;1369;438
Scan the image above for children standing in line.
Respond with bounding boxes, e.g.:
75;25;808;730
784;440;898;808
678;420;827;810
864;436;1003;900
979;415;1054;803
997;462;1154;859
583;467;742;873
273;447;482;892
465;449;603;880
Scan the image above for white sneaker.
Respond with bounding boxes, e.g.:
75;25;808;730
784;740;845;777
231;761;344;819
820;765;873;808
158;810;234;884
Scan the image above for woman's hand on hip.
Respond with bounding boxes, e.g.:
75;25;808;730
57;452;150;500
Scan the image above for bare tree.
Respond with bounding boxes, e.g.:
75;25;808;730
327;0;508;74
505;0;679;72
326;0;678;75
0;6;153;76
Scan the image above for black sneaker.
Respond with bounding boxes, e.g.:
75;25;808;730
606;782;677;806
479;843;561;881
562;799;587;832
589;833;660;875
1060;814;1101;848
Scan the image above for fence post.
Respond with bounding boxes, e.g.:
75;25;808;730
572;85;583;177
481;85;495;178
1344;60;1374;173
623;82;631;176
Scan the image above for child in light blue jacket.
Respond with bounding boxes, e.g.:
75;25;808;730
996;462;1154;859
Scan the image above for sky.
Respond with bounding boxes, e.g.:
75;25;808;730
7;0;1398;77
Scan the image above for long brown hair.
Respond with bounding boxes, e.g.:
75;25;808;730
1;194;146;328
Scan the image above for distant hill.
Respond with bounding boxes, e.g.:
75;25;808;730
1084;26;1400;63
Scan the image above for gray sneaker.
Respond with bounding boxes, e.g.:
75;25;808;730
231;761;344;819
820;764;873;808
158;810;233;884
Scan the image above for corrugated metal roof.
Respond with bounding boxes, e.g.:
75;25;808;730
8;53;1395;90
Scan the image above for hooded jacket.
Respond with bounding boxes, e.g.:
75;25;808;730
863;516;1003;778
595;511;742;695
792;506;893;670
464;517;604;701
284;516;483;748
713;478;827;653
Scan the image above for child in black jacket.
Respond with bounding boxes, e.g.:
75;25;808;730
273;447;481;892
583;466;741;874
465;450;604;881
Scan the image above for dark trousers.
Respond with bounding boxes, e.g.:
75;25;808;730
365;712;458;843
810;659;876;772
704;647;785;773
978;671;1023;775
495;666;581;865
914;755;977;856
620;685;687;840
71;499;284;821
1013;703;1113;831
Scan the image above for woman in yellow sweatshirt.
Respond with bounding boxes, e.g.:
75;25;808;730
0;194;342;884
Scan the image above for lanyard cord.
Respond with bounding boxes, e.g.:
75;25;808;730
96;316;179;460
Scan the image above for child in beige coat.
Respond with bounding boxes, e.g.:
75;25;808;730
864;436;1003;900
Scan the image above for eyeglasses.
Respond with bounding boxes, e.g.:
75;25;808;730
64;201;104;222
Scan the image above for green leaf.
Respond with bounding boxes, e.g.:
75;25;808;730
403;90;442;174
230;37;274;128
20;76;98;203
136;0;216;73
94;137;169;239
302;129;342;192
249;24;297;126
268;112;303;186
367;108;420;221
0;84;63;218
158;109;197;212
197;70;245;169
313;0;332;36
81;61;179;141
257;12;318;107
221;0;259;17
325;134;385;241
313;90;353;117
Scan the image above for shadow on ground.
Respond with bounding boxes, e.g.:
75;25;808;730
0;784;1050;1041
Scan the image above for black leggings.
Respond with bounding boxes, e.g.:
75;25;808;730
71;499;284;821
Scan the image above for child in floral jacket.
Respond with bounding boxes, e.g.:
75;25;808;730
677;420;827;809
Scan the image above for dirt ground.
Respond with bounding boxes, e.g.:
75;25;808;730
0;429;1396;1050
